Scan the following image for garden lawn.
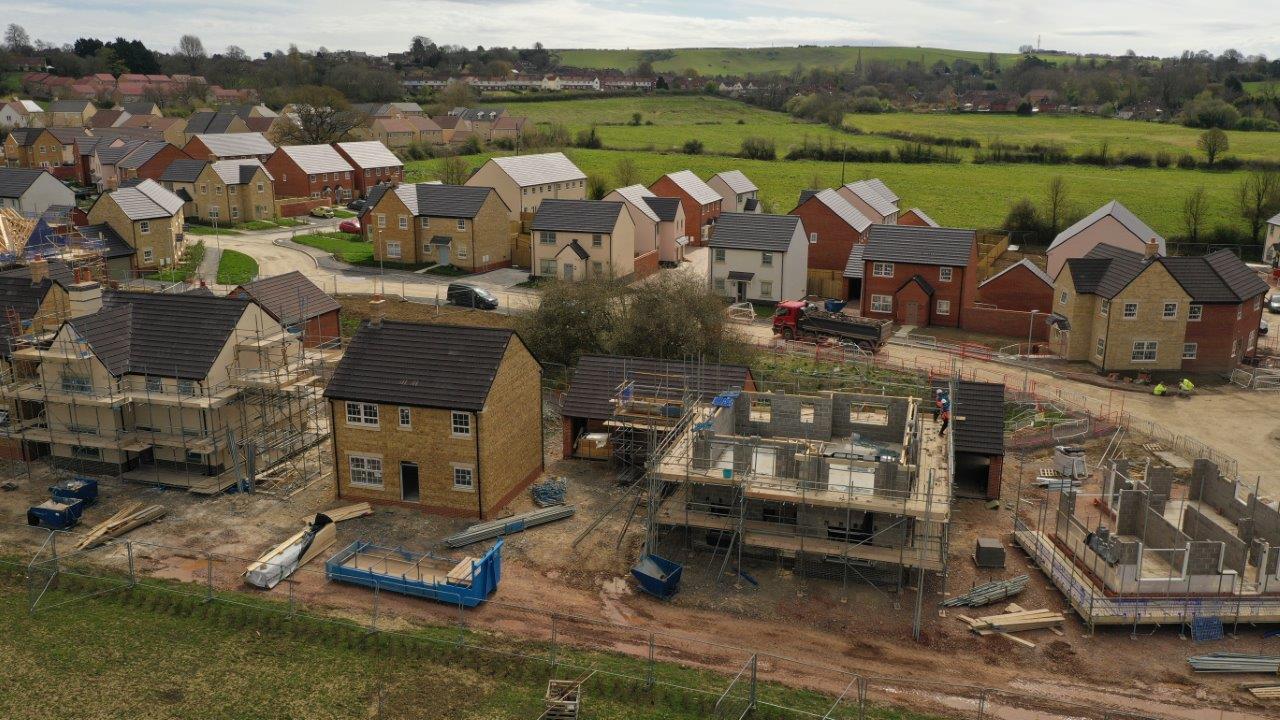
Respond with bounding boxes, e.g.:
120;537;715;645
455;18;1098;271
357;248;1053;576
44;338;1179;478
292;232;372;264
216;249;258;285
182;224;243;236
406;148;1251;237
148;241;205;283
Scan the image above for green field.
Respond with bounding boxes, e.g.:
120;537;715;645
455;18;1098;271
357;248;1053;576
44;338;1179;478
215;249;258;285
408;148;1249;238
555;46;1029;75
293;231;372;264
1244;79;1280;97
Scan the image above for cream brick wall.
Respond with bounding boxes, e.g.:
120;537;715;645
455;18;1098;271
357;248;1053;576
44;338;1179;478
1097;264;1189;371
188;165;276;224
87;193;185;272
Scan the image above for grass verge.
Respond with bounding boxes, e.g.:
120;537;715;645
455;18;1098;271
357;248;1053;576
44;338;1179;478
147;241;205;283
216;249;258;285
182;224;243;236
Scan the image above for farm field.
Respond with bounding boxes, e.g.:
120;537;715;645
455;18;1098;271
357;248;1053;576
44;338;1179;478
407;148;1249;238
555;46;1030;75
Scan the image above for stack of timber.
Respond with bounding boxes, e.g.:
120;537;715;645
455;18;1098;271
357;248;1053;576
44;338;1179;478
443;505;575;548
957;606;1065;648
941;575;1029;607
1187;653;1280;673
307;502;372;524
74;503;167;550
246;514;336;589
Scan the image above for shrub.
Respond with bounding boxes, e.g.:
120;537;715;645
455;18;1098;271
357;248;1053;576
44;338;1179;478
1155;151;1172;168
1118;151;1153;168
850;96;889;113
1002;198;1047;240
739;136;776;160
1177;153;1198;169
1237;116;1280;132
681;138;704;154
574;126;602;149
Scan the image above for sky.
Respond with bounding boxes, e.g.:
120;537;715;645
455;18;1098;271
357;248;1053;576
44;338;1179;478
8;1;1280;59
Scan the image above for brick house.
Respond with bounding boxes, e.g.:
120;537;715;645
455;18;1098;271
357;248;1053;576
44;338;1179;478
790;188;871;299
899;208;939;228
163;158;275;225
1053;244;1267;373
837;179;899;224
4;127;86;169
466;152;587;220
709;213;809;303
265;144;355;202
649;170;721;245
120;115;188;146
602;184;686;266
707;170;759;213
860;225;978;327
1047;200;1165;279
45;100;96;127
977;258;1054;313
364;183;513;272
324;313;544;518
332;141;403;198
0;168;75;215
115;141;191;186
366;117;418;149
530;199;638;281
84;179;186;274
183;132;276;162
229;271;341;347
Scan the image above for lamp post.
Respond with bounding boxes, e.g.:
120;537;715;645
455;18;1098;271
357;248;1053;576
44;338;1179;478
1027;310;1040;355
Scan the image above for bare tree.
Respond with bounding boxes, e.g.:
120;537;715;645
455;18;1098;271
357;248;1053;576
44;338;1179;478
1237;170;1280;244
614;157;638;187
176;34;206;72
1197;128;1228;167
437;155;470;185
223;45;248;62
1043;176;1069;237
4;23;31;53
1181;186;1208;242
274;85;367;144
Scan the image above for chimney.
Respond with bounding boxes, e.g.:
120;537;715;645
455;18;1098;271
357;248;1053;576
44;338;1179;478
29;256;48;286
1144;237;1160;259
369;294;385;328
67;280;103;318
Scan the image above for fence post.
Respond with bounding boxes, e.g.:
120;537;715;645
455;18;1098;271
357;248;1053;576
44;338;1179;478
370;583;380;633
748;654;757;710
50;529;59;580
549;614;558;673
646;632;655;688
204;553;213;603
978;689;986;720
127;541;135;587
288;580;296;617
858;676;867;720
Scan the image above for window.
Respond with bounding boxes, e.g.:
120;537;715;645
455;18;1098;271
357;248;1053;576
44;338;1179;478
145;377;163;393
451;411;471;436
1100;299;1110;317
398;215;407;230
849;403;889;425
539;231;556;245
257;182;264;193
714;278;725;292
386;241;401;259
872;262;894;278
870;294;892;313
452;465;474;491
199;184;207;195
398;407;411;428
749;397;771;421
713;248;725;263
139;220;151;234
177;380;196;396
1183;343;1198;360
761;252;773;266
1189;304;1203;322
1162;301;1178;320
232;207;241;219
142;248;153;263
590;233;602;247
376;213;386;229
208;207;219;219
938;266;953;282
186;450;204;464
1122;302;1138;319
539;259;556;276
456;245;468;259
1131;341;1158;362
760;281;773;298
591;261;603;276
345;401;379;427
349;455;383;487
214;185;222;195
61;375;92;394
1095;337;1106;358
1059;291;1068;305
457;218;467;230
420;217;430;228
936;299;951;315
799;401;815;423
309;174;316;182
229;185;237;196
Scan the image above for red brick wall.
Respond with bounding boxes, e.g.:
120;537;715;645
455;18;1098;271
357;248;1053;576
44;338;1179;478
961;306;1051;342
132;145;193;183
790;198;864;273
977;264;1054;313
862;261;970;328
633;248;660;279
898;210;931;227
648;176;719;245
894;280;933;326
1183;299;1264;373
265;150;355;202
303;310;341;348
276;196;329;217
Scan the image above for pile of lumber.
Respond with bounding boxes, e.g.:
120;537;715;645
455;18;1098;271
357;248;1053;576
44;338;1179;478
308;502;372;524
443;505;575;548
956;604;1065;648
1187;653;1280;673
1246;684;1280;700
74;503;167;550
246;517;336;589
941;575;1029;607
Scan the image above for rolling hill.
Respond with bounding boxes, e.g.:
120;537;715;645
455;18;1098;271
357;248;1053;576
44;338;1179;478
555;46;1036;76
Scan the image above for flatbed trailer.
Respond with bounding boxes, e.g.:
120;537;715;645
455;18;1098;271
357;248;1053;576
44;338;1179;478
325;539;502;607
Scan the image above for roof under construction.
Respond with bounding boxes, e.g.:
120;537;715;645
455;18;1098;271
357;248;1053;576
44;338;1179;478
561;355;754;421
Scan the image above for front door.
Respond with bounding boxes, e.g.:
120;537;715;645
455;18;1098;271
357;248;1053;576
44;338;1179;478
736;281;747;301
438;246;450;266
905;301;919;326
400;462;420;502
563;263;575;281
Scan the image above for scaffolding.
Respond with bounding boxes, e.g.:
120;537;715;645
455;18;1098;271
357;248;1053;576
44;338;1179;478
0;291;337;495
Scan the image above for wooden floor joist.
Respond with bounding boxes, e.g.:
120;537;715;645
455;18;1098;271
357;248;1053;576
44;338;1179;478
309;502;372;524
75;504;167;550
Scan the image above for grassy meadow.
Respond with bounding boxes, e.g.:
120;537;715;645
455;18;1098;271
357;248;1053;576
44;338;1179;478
554;46;1029;75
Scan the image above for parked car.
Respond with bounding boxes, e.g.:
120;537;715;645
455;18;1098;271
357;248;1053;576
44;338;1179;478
446;283;498;310
338;220;360;234
346;199;366;212
310;206;334;219
1268;294;1280;314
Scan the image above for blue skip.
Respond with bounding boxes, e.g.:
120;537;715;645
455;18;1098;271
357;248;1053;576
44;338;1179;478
27;497;85;530
631;553;683;599
50;477;98;505
326;539;502;608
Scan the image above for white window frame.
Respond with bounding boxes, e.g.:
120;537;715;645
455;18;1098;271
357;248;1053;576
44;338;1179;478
457;218;467;231
139;220;151;234
452;464;475;491
345;401;379;427
376;213;386;229
713;248;725;263
1100;299;1109;317
1122;302;1138;319
761;252;773;266
348;454;383;488
936;299;951;315
872;261;894;278
386;240;401;259
938;266;953;282
450;410;471;437
760;280;773;298
870;294;892;313
398;406;412;429
1161;301;1178;320
1182;343;1198;360
1188;304;1203;322
1059;290;1068;305
1095;337;1105;358
456;244;468;260
420;217;430;228
142;248;153;263
1130;340;1158;363
398;215;408;230
539;231;556;245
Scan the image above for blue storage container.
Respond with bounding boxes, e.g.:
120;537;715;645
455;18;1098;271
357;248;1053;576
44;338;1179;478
50;477;98;505
824;299;848;313
631;553;683;599
27;497;85;530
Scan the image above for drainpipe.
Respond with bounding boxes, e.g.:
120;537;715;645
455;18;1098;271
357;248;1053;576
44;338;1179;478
473;411;483;519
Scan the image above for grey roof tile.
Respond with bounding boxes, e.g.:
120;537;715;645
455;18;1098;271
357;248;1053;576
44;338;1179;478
561;355;754;421
233;271;340;326
708;212;800;252
1049;200;1165;254
531;199;623;234
395;183;494;219
863;224;975;266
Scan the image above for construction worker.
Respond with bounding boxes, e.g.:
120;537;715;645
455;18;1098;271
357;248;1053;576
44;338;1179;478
932;389;943;422
1152;382;1167;396
938;408;950;436
1179;378;1195;393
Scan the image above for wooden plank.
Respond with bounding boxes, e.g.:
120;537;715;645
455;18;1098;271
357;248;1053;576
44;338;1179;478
446;557;476;587
998;632;1036;648
310;502;372;524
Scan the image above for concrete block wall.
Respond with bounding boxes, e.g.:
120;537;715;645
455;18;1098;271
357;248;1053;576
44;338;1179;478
1186;541;1224;576
733;392;835;440
873;461;909;494
1116;489;1150;536
1055;489;1077;540
1189;459;1249;524
1248;495;1280;546
1182;506;1248;573
1146;467;1174;514
1142;507;1191;550
828;393;910;445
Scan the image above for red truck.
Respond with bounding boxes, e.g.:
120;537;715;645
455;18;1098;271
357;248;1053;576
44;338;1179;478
771;300;894;352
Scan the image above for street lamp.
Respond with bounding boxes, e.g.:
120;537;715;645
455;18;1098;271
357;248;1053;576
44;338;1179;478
1027;309;1040;355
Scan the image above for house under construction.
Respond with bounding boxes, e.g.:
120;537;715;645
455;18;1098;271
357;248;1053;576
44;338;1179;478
1015;456;1280;629
0;279;337;494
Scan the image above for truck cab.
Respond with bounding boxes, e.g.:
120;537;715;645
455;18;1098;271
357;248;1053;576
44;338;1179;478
771;300;808;336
